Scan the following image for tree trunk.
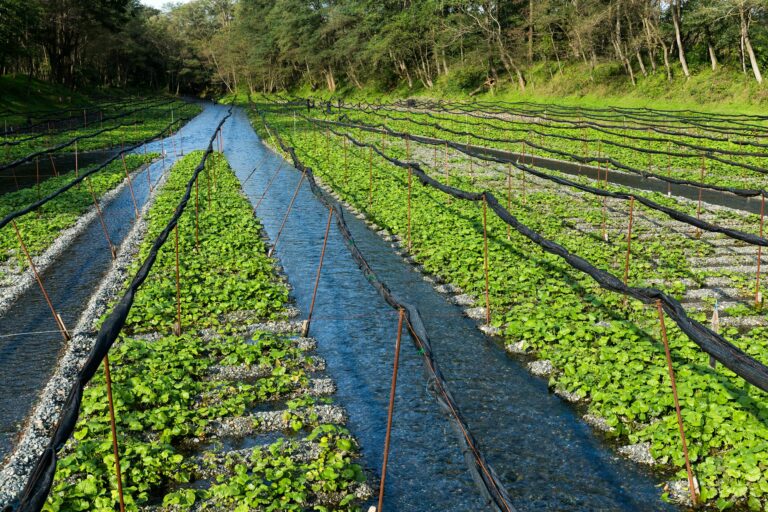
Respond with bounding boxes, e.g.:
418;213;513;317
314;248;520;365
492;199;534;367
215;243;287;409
671;0;690;78
527;0;534;63
636;51;648;77
708;43;718;71
740;6;763;83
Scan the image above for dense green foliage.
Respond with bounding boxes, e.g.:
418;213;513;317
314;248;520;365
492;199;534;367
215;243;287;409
0;153;153;268
3;0;767;101
0;99;199;161
256;101;768;510
45;151;366;511
152;0;768;99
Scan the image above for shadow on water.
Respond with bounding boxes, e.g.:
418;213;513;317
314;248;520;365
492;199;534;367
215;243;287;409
222;108;677;512
0;104;231;461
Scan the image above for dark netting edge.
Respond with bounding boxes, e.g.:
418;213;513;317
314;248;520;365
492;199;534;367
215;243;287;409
307;118;768;393
3;108;232;512
0;116;192;232
332;106;768;187
257;110;517;512
316;117;768;248
1;99;175;147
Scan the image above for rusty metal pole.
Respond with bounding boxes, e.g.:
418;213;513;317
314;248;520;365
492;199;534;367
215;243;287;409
696;157;705;239
304;207;334;336
269;172;306;257
482;194;491;325
343;137;348;188
174;224;182;336
445;142;451;201
75;141;79;179
49;154;58;177
205;158;212;209
655;300;698;507
407;165;412;252
623;196;635;285
377;308;405;512
144;145;152;193
368;146;374;211
507;164;512;240
35;157;40;201
254;162;285;211
103;354;126;512
121;153;140;219
12;220;70;340
194;177;200;251
161;138;166;173
667;141;672;196
756;192;765;308
86;178;117;259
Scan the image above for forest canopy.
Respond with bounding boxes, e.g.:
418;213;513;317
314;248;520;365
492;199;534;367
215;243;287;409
0;0;766;95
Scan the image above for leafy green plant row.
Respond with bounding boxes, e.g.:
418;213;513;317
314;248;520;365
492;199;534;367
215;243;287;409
0;153;154;268
318;115;765;318
0;100;200;164
256;106;768;510
45;151;366;511
328;105;768;194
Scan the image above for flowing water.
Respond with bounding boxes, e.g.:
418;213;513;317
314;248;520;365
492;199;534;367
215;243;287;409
222;108;677;512
0;103;230;460
0;104;679;510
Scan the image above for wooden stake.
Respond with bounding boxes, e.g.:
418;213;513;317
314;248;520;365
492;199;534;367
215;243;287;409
174;224;182;335
624;196;635;285
12;220;70;340
305;207;333;336
86;177;117;259
121;153;140;219
756;192;765;308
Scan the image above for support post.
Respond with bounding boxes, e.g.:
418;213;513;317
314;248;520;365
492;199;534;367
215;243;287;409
368;146;374;211
103;355;126;512
86;177;117;259
174;224;182;336
377;308;405;512
656;300;698;507
482;194;491;325
268;172;306;257
756;192;765;308
121;153;140;219
12;220;70;340
624;196;635;285
304;207;333;336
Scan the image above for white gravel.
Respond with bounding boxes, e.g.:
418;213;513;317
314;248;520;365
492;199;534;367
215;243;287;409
0;162;153;319
0;162;169;507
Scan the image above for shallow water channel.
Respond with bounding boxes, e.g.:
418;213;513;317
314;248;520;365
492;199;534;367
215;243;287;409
0;103;231;460
223;108;677;511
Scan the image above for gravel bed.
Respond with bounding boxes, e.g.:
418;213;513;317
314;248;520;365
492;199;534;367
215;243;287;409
0;162;154;318
211;405;346;438
0;161;169;507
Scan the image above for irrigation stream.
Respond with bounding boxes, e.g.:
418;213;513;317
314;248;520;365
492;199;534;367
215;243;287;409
222;108;677;511
0;102;229;460
0;104;680;510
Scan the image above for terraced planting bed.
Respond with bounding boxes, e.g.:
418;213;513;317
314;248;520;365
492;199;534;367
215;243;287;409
40;151;369;511
332;100;768;192
0;99;200;164
255;99;768;510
